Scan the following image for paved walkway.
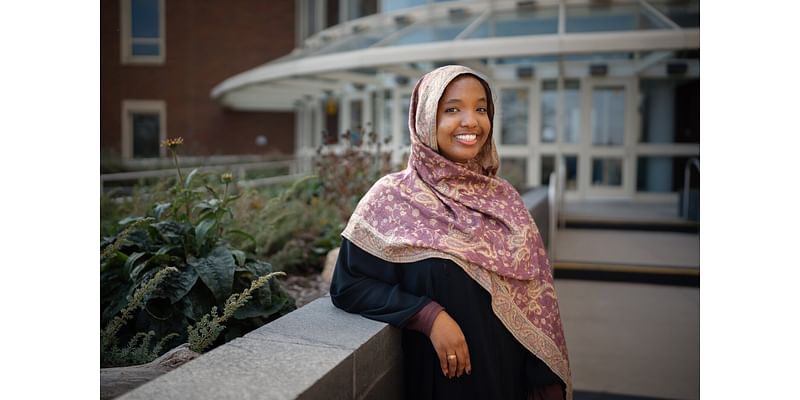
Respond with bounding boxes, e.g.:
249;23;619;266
555;280;700;400
554;229;699;269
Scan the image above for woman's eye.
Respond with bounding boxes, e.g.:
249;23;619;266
477;107;488;113
445;107;459;113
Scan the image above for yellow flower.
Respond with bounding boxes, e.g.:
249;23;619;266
160;137;184;149
221;173;233;183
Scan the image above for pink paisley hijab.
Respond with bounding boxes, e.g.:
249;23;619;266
342;65;572;398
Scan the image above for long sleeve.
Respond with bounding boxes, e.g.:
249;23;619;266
330;238;433;328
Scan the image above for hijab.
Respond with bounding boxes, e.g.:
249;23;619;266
341;65;572;398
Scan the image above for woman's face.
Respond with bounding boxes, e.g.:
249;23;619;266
435;75;491;164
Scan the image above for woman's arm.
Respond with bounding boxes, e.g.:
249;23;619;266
329;238;432;327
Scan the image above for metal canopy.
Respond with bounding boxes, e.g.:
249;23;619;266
211;0;699;111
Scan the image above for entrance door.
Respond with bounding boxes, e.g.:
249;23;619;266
582;78;634;199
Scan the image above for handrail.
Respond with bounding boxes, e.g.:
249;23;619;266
682;157;700;219
547;171;558;262
100;159;308;192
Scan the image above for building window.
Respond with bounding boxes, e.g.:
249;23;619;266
500;88;528;145
591;86;625;146
541;155;555;186
500;158;527;192
122;100;166;159
121;0;165;64
591;157;623;187
639;79;699;144
541;80;580;144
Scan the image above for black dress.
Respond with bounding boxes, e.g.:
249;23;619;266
330;238;564;400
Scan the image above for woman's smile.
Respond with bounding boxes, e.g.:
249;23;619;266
435;75;491;163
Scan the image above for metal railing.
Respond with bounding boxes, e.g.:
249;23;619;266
682;157;700;219
100;158;311;193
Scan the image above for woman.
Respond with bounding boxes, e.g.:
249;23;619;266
330;65;572;400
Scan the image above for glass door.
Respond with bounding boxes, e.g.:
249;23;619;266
584;78;633;198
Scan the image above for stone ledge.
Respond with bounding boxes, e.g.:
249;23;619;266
119;296;403;400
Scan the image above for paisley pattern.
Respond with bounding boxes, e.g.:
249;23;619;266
342;65;572;399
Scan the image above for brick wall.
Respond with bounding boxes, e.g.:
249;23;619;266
101;0;296;159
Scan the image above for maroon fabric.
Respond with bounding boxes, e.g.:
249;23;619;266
342;65;572;399
405;301;445;337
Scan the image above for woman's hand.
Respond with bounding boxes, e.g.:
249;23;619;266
429;310;472;378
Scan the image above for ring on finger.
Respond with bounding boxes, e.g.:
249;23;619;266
447;354;457;361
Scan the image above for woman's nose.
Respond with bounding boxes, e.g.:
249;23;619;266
460;111;478;127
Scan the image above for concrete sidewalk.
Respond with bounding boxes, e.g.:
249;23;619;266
554;229;700;269
555;280;699;400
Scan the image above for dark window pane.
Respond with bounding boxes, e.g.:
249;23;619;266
401;94;411;145
639;79;699;144
132;43;160;56
592;158;623;187
131;0;159;38
500;158;527;192
323;98;340;144
132;113;160;158
564;155;578;191
541;155;555;186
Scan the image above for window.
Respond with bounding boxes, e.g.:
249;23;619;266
591;86;625;146
541;155;555;186
541;80;580;144
122;100;166;159
639;79;699;144
591;158;623;187
500;158;528;192
500;88;529;145
121;0;165;64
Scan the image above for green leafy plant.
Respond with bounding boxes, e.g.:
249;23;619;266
101;138;295;366
101;267;180;367
188;271;285;353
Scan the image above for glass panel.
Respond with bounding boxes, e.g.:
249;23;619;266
637;156;699;192
566;4;669;33
591;86;625;146
540;80;556;143
650;0;700;28
383;90;393;144
132;43;160;56
639;79;699;144
564;155;578;191
542;80;580;144
348;0;378;20
541;155;555;186
592;158;623;187
326;0;340;28
401;94;411;145
132;113;160;158
636;156;672;192
323;97;340;144
349;99;363;144
468;8;558;39
500;88;528;145
386;17;473;47
500;158;527;191
563;52;632;61
382;0;426;12
563;80;580;144
131;0;159;38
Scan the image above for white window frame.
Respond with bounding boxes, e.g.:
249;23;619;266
121;100;167;159
120;0;166;65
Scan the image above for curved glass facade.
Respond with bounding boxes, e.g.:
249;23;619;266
214;0;699;201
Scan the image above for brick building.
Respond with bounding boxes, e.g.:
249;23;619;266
101;0;297;167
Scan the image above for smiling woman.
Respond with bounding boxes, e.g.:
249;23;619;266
331;65;572;400
435;75;491;164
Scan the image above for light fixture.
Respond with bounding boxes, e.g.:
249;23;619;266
589;64;608;76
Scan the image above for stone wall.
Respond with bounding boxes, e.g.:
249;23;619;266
119;297;403;400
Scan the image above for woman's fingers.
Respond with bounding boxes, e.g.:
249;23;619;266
429;311;472;378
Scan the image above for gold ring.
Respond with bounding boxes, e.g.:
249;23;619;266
447;354;457;360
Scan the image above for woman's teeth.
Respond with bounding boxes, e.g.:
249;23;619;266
455;134;477;142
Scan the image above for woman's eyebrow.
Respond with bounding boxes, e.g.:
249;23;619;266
443;97;486;104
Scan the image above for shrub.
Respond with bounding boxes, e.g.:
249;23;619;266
100;138;295;366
